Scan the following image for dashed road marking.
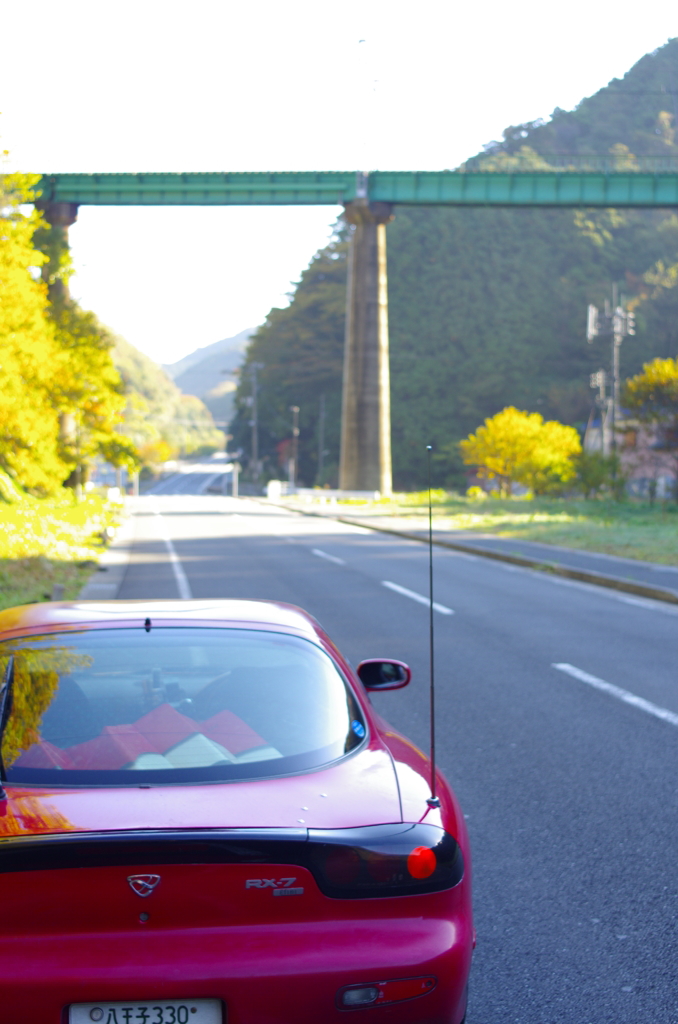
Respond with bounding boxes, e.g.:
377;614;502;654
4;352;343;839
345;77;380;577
382;581;454;615
553;662;678;728
154;512;192;599
312;548;346;565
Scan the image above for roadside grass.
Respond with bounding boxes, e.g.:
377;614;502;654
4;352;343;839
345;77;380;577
333;493;678;565
0;492;121;611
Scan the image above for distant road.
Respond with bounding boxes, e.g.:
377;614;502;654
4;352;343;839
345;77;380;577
113;493;678;1024
144;464;228;496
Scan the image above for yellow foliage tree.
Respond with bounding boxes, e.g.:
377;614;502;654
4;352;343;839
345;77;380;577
35;214;141;481
1;168;140;492
460;406;582;496
623;357;678;495
0;173;66;492
623;357;678;420
49;305;139;478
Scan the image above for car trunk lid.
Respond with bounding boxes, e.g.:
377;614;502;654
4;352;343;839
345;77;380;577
0;745;402;838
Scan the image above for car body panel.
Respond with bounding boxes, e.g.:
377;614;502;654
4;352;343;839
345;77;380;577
0;600;472;1024
0;600;323;641
1;911;471;1023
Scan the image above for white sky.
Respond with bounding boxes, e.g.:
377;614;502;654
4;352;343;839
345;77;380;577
1;0;676;364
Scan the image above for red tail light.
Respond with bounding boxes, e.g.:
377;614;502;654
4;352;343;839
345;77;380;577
407;845;437;879
309;823;463;898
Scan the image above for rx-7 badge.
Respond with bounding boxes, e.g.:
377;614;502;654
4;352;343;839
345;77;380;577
127;874;161;897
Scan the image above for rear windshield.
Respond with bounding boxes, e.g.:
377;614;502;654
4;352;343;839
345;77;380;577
0;628;366;785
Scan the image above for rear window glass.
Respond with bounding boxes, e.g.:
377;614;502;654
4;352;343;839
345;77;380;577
0;628;366;785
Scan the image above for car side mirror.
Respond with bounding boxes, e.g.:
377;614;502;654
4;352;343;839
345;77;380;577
357;659;411;691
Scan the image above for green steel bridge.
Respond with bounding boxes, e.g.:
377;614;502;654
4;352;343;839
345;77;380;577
35;164;678;208
34;163;678;495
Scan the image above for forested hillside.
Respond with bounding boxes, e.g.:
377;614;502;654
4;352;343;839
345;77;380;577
113;337;223;463
231;235;347;484
233;37;678;489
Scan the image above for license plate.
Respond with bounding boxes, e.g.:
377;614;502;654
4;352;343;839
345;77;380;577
69;999;223;1024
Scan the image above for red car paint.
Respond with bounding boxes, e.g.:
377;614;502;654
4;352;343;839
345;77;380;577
0;600;473;1024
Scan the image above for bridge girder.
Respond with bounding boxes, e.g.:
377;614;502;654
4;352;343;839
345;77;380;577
36;168;678;208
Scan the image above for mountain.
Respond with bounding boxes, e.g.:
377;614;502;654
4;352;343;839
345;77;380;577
113;336;223;455
232;38;678;489
164;328;253;425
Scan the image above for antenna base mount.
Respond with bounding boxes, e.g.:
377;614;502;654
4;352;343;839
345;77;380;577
426;796;441;808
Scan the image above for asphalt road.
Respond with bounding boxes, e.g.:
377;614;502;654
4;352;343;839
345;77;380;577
119;475;678;1024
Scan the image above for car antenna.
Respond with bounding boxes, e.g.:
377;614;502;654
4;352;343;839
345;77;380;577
0;657;15;800
426;446;440;809
144;618;152;632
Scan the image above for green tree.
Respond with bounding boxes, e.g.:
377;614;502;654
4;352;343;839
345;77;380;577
575;451;619;499
231;229;347;484
459;407;581;495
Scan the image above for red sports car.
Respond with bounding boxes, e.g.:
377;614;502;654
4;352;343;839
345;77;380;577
0;599;473;1024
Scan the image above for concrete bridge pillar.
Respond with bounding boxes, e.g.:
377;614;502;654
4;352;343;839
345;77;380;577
36;201;79;300
339;200;394;495
39;201;79;229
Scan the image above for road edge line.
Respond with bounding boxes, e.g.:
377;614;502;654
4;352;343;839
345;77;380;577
261;500;678;607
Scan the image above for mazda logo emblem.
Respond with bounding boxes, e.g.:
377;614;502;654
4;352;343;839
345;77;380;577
127;874;161;897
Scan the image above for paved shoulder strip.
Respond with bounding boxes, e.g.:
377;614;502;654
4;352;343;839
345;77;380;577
382;581;454;615
553;662;678;728
79;517;134;599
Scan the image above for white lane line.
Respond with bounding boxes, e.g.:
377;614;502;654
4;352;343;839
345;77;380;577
382;580;454;615
312;548;346;565
553;663;678;728
154;513;193;599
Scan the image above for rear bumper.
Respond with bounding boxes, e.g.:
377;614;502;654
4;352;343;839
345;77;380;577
1;914;472;1024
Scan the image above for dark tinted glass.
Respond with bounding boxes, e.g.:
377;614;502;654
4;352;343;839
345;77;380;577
0;628;365;784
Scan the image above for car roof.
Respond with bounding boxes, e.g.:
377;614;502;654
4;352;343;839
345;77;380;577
0;599;323;641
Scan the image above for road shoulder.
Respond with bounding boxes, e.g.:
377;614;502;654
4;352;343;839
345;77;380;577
78;514;134;599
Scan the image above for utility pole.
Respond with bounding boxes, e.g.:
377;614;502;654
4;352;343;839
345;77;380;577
290;406;300;490
589;369;609;452
317;393;326;485
247;362;264;480
586;290;636;458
